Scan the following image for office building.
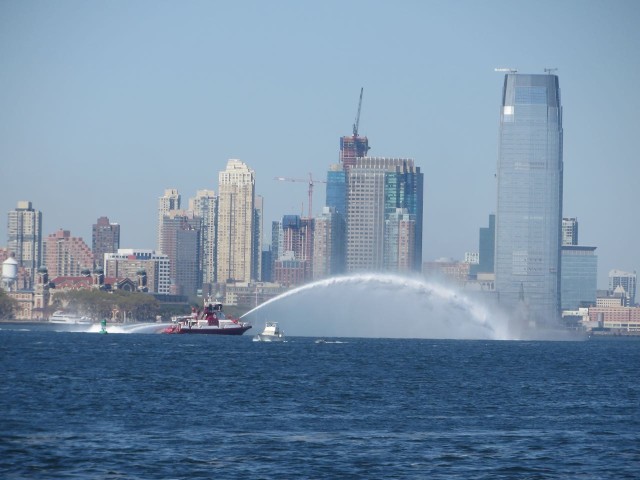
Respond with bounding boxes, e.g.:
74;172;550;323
92;216;120;268
7;201;42;287
44;229;94;278
494;73;563;324
609;270;637;306
216;159;255;284
561;245;598;310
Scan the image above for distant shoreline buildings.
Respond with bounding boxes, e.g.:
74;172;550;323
1;82;637;331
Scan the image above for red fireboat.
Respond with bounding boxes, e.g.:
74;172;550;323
163;300;251;335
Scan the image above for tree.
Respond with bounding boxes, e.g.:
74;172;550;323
51;289;159;322
0;289;17;320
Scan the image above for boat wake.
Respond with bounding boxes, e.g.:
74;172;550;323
85;323;168;334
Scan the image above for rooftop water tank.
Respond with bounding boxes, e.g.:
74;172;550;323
2;256;18;282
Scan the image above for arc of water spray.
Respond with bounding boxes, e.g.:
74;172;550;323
241;273;498;335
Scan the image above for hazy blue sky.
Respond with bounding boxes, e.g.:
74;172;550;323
1;0;638;288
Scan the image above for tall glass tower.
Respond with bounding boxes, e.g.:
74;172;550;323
495;73;563;324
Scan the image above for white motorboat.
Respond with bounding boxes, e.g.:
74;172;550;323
49;311;93;325
253;321;285;342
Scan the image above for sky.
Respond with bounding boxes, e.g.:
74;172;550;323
1;0;638;289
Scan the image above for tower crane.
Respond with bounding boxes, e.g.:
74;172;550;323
353;87;364;137
274;173;327;219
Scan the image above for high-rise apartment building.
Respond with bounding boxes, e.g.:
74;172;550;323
104;249;170;294
92;216;120;269
494;73;563;324
189;190;217;285
346;157;423;272
157;189;181;253
7;201;42;286
313;207;345;280
384;208;416;272
44;229;94;278
609;270;637;306
272;215;313;284
253;195;264;282
159;212;202;296
326;94;423;275
216;159;255;284
562;217;578;246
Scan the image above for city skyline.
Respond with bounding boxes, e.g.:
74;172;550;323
1;1;639;289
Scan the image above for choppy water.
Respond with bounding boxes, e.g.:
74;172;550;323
1;324;638;479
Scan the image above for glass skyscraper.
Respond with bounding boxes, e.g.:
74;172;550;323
561;245;597;310
495;73;563;324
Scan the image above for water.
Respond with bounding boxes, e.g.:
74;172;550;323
1;324;638;479
241;274;575;341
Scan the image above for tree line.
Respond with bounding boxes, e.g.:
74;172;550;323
0;289;188;322
53;289;161;322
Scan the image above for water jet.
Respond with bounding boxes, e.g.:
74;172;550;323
242;273;511;340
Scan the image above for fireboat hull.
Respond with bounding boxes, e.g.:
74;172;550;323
166;325;252;335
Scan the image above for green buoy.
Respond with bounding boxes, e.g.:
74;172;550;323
99;318;108;334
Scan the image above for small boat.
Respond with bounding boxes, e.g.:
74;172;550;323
253;321;285;342
49;311;93;325
163;299;251;335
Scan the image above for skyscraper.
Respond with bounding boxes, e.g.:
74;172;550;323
189;190;217;285
7;201;42;286
253;195;264;282
494;73;563;324
92;216;120;269
216;159;255;284
157;188;181;253
346;157;423;272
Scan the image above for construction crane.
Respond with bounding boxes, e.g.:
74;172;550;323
352;87;364;137
274;173;327;219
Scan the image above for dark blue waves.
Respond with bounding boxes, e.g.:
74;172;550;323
1;326;639;479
